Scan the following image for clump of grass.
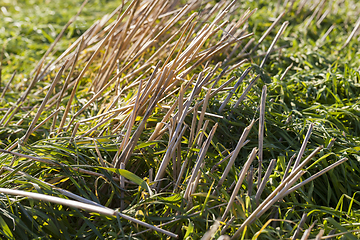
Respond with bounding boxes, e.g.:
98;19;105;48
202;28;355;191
0;0;360;239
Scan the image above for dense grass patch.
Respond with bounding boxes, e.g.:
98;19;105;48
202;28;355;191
0;0;360;239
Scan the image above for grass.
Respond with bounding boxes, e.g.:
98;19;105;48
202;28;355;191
0;0;360;239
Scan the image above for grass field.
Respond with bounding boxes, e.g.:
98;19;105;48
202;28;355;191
1;0;360;239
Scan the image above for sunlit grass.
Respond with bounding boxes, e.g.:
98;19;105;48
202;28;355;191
0;0;360;239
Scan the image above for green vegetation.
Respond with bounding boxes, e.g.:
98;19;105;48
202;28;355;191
0;0;360;239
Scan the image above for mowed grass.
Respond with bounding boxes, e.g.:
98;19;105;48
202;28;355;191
0;0;360;239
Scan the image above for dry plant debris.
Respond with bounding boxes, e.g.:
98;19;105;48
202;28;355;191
0;0;359;239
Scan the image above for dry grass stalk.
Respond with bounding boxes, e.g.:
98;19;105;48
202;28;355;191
153;74;202;185
304;0;326;29
209;76;236;100
196;84;213;135
94;141;107;168
221;147;257;222
218;66;251;113
257;171;305;217
315;229;325;239
0;47;2;90
296;0;308;13
0;71;16;99
184;33;253;75
293;123;314;169
211;151;233;173
77;105;134;124
200;220;221;240
258;85;267;188
326;138;336;150
119;79;143;151
2;105;27;127
2;166;104;207
282;153;296;182
71;122;80;139
58;38;85;133
220;8;252;42
148;98;179;141
77;112;120;139
284;157;348;196
120;162;125;211
214;119;255;194
232;75;260;109
196;120;209;148
224;59;248;75
247;165;254;197
292;213;307;240
64;0;252;159
0;106;14;126
341;16;360;49
32;0;89;75
320;24;335;43
300;220;317;240
321;229;360;239
232;171;306;239
255;158;277;205
259;21;289;68
15;105;38;126
280;62;293;81
32;108;62;133
50;52;78;134
22;62;67;144
191;161;204;196
184;123;218;200
173;122;206;192
221;215;235;235
236;38;255;59
231;146;323;239
173;156;189;192
169;124;188;174
63;0;150;124
316;7;331;27
176;85;185;128
114;69;174;167
252;11;286;53
0;187;178;238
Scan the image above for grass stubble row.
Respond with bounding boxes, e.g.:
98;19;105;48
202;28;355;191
0;0;357;239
